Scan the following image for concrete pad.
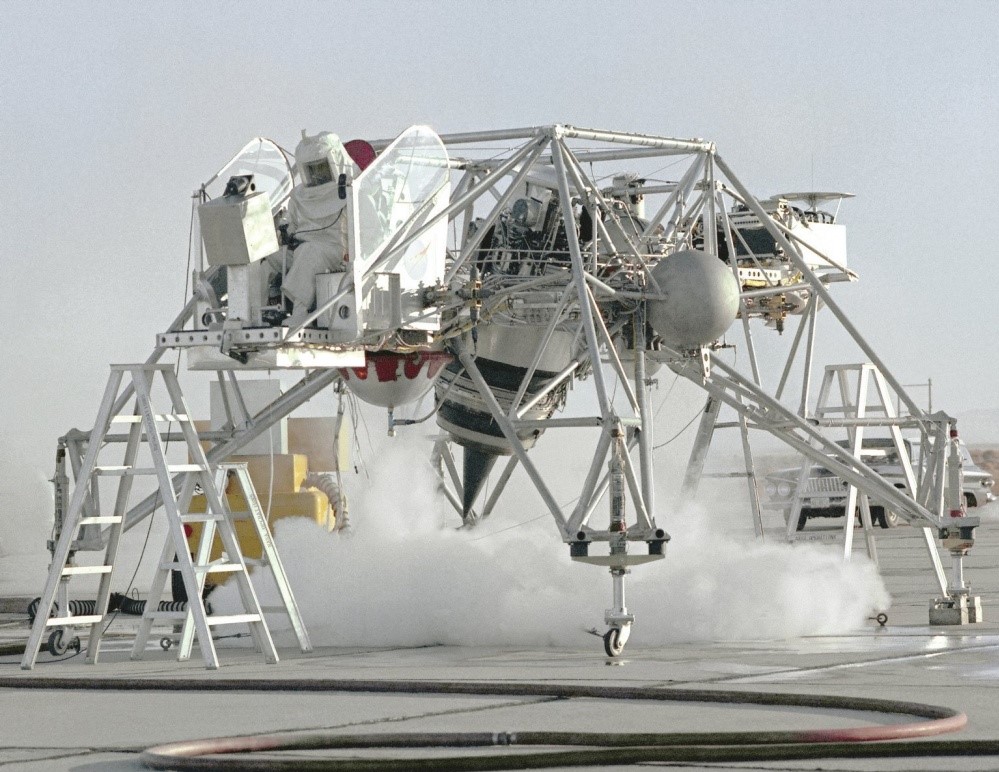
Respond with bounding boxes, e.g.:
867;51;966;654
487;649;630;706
3;525;999;769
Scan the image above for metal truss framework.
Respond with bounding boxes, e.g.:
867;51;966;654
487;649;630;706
53;125;980;657
415;126;979;648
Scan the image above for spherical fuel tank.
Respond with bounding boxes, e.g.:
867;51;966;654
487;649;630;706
646;249;740;348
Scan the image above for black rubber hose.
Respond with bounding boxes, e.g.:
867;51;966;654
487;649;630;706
118;597;210;616
27;597;103;622
27;595;209;620
139;735;999;771
0;676;986;770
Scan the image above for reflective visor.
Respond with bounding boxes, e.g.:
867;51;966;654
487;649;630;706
304;159;333;187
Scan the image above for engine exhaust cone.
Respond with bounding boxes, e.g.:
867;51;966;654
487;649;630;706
462;447;499;519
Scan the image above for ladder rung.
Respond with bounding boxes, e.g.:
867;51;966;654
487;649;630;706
142;611;190;621
188;563;243;574
180;513;226;523
93;464;206;476
45;615;103;627
179;512;251;523
208;614;261;626
197;563;245;574
165;563;245;574
702;472;753;479
110;414;191;423
79;516;123;525
62;565;113;576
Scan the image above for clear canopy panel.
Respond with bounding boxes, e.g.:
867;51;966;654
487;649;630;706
351;125;450;290
202;138;294;215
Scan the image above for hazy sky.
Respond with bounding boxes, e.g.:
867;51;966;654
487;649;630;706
1;2;997;548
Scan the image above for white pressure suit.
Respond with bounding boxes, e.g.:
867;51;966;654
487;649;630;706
284;132;360;325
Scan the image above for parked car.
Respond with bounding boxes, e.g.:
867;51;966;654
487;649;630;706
765;438;996;530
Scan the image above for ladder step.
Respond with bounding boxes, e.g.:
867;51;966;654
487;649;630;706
179;512;251;523
142;611;191;621
110;414;191;423
62;565;113;576
197;563;246;574
79;516;123;525
179;513;226;523
163;563;246;574
208;614;262;626
94;464;206;476
45;615;103;627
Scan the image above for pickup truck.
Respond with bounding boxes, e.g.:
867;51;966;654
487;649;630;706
765;438;996;530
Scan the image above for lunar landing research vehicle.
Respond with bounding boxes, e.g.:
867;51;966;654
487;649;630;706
24;124;984;665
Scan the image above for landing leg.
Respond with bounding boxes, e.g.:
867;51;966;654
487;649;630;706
604;566;633;657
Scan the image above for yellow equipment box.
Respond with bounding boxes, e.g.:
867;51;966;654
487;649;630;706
187;488;333;561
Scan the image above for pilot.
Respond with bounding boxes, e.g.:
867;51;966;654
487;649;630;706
284;131;360;327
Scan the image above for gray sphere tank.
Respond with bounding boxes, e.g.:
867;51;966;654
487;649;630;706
646;249;740;347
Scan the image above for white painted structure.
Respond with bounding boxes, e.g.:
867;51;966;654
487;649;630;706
36;125;981;658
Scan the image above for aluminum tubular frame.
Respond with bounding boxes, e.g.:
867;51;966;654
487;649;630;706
52;125;979;658
666;153;971;608
425;127;973;632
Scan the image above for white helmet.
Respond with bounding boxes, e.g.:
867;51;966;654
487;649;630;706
295;131;357;188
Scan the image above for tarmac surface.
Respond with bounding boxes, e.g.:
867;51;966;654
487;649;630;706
3;522;999;770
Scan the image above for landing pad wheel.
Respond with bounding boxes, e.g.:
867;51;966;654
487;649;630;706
603;628;625;657
47;629;80;657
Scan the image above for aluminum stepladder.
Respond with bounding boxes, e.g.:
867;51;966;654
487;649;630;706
132;461;312;663
21;363;301;670
786;363;947;591
781;364;884;560
781;363;930;564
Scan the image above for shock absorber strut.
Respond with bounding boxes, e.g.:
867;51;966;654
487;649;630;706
604;427;634;656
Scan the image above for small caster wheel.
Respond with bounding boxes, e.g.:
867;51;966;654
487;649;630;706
603;628;625;657
160;637;173;651
876;613;888;627
47;629;68;656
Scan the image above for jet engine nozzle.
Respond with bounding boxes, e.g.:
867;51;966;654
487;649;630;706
436;324;574;520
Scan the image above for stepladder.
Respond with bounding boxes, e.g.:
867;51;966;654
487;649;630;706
21;363;310;670
132;462;313;664
780;363;933;564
